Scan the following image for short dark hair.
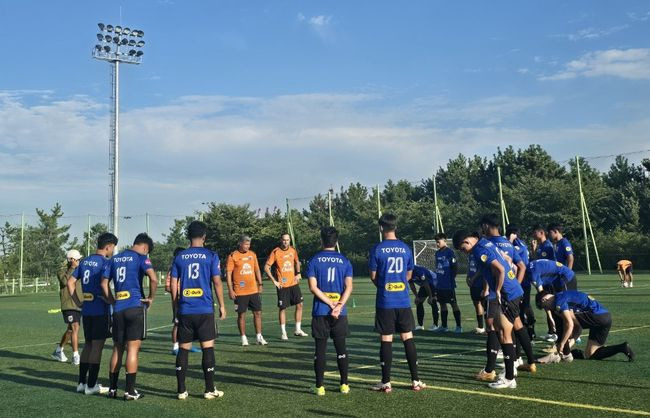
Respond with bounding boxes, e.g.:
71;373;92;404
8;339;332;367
320;226;338;248
434;232;446;241
173;247;184;257
532;224;546;233
187;220;207;240
505;224;519;237
547;223;563;233
133;233;154;253
379;213;397;232
452;230;479;250
479;214;500;228
535;290;554;310
97;232;118;249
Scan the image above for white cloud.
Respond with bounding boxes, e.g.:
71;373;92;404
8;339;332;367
555;25;629;41
540;48;650;81
517;68;530;75
627;11;650;22
297;12;333;39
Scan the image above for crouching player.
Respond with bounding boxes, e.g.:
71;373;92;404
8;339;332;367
537;290;634;362
171;221;226;400
307;226;353;396
410;265;438;331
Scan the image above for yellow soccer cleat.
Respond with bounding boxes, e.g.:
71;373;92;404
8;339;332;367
315;386;326;396
340;384;350;394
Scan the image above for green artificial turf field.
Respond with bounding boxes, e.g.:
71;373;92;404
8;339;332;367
1;274;648;417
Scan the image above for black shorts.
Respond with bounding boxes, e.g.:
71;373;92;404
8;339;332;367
565;277;578;291
437;289;457;304
62;310;81;325
235;293;262;313
112;306;146;344
82;313;111;341
487;299;500;320
277;285;303;309
177;313;217;343
415;286;433;303
312;315;349;339
500;297;521;324
578;312;611;346
470;287;484;302
521;285;532;309
374;308;415;335
624;266;633;274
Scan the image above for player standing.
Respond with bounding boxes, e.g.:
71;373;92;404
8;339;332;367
433;233;462;333
69;233;117;395
409;265;438;331
531;225;555;261
226;235;267;346
264;234;307;340
171;221;226;400
548;224;574;270
307;226;353;396
52;249;83;364
101;233;158;400
369;214;426;393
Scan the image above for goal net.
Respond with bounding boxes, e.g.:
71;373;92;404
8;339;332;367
412;239;469;274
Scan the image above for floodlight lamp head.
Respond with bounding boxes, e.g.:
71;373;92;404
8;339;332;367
97;34;104;41
123;27;130;35
128;39;136;46
136;40;145;47
95;44;102;50
104;35;112;42
136;50;143;57
106;24;113;32
98;23;105;31
137;30;144;37
121;38;128;45
115;26;122;34
103;45;111;53
129;49;136;56
113;36;120;43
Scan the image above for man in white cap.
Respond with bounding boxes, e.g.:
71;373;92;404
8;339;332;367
52;249;84;364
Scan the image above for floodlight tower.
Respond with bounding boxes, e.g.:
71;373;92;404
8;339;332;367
93;23;146;235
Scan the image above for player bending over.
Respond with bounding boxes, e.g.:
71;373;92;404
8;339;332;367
466;252;487;334
69;233;117;395
616;260;634;288
409;265;438;331
506;225;535;340
370;214;426;393
101;233;158;400
171;221;226;400
308;226;353;396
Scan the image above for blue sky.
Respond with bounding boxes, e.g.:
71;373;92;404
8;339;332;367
1;1;650;241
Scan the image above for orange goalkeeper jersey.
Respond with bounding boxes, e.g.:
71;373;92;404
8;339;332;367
226;250;260;296
266;247;299;287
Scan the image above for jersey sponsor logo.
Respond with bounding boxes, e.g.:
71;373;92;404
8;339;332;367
83;293;95;301
281;261;293;272
556;261;563;267
116;291;131;300
181;253;207;260
239;281;246;287
480;254;488;262
380;247;406;254
113;256;134;262
317;256;343;263
541;252;547;257
587;295;595;300
385;282;406;292
451;258;456;263
325;292;341;301
145;259;152;265
239;262;253;276
83;260;99;267
182;288;204;297
507;270;516;280
565;246;571;251
282;277;288;283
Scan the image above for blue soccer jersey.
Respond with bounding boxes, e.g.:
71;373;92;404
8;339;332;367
487;236;522;265
307;250;353;317
435;247;457;289
369;239;414;309
536;239;555;260
170;247;221;315
555;237;574;267
527;259;575;289
103;249;154;313
467;253;484;288
74;254;110;316
472;238;523;301
553;290;608;315
412;265;437;289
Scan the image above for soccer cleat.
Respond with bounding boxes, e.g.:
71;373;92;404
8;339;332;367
72;352;80;366
256;336;268;346
454;326;463;334
51;349;68;363
177;391;188;400
488;376;517;389
280;333;289;341
542;345;557;354
537;352;561;364
434;326;448;333
545;334;558;343
412;380;427;391
474;327;486;334
623;281;629;288
370;382;392;393
204;388;224;399
629;282;634;288
294;329;308;337
518;363;537;373
514;358;523;368
76;383;86;393
475;369;496;382
340;384;350;394
124;390;144;401
428;325;440;332
414;325;425;331
624;342;635;362
107;389;118;399
575;337;582;344
314;386;326;396
85;384;109;395
241;335;249;346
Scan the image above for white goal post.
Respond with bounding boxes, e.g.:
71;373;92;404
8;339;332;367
412;239;468;273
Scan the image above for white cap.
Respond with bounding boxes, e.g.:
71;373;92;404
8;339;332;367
66;249;82;260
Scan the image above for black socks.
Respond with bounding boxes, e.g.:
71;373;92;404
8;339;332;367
176;348;189;393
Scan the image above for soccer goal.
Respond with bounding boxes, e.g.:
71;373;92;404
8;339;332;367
412;239;469;273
